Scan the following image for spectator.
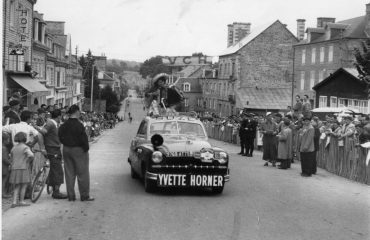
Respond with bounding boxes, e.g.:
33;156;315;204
302;95;312;118
260;112;278;167
238;114;247;155
36;109;68;199
4;99;21;125
277;119;293;169
2;133;12;198
9;132;34;207
298;116;315;177
293;95;302;119
59;105;94;202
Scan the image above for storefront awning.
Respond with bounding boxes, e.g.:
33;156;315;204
10;75;49;95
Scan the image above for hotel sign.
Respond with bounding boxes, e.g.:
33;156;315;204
162;56;213;66
18;5;30;42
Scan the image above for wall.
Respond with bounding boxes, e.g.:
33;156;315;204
238;21;297;88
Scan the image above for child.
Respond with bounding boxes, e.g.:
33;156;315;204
9;132;34;207
2;132;12;198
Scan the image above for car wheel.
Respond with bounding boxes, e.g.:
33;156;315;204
212;186;224;194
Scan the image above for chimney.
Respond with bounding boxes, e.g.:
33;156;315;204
365;3;370;36
317;17;335;28
297;19;306;40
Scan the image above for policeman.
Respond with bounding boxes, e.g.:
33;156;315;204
238;114;248;155
245;113;257;157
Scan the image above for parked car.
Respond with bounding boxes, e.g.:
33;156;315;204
128;114;230;194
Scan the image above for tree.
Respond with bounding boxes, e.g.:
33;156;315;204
354;39;370;81
139;56;171;79
101;85;120;113
79;50;100;100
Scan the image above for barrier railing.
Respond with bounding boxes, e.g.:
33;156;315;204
204;123;370;185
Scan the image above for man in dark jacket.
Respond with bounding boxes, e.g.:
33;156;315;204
245;113;257;157
58;105;94;201
238;114;248;155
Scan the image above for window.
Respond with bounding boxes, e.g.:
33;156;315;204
328;45;333;63
300;71;305;90
184;98;189;107
137;121;147;135
318;70;324;82
311;48;316;64
319;96;327;108
310;70;315;89
33;19;39;41
320;47;325;63
301;49;306;65
183;83;190;92
56;70;60;87
330;97;337;107
213;99;217;109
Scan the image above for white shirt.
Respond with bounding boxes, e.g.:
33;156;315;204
2;121;39;145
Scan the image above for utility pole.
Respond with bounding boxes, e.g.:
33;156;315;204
90;64;94;112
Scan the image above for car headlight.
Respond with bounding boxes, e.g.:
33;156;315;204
218;152;228;164
152;151;163;163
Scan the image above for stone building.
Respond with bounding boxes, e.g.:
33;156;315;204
293;3;370;107
2;0;49;109
219;20;298;115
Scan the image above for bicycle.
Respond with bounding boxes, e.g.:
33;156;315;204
30;149;56;203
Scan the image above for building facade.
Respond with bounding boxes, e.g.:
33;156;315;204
3;0;50;109
220;20;298;114
293;4;370;107
227;22;251;47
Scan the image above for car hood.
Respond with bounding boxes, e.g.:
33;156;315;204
160;138;212;156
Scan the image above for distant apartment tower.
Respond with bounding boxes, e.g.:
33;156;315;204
227;22;251;47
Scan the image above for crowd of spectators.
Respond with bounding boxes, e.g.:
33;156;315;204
201;107;370;177
2;97;123;201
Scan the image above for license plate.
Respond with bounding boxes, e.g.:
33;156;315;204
157;174;223;187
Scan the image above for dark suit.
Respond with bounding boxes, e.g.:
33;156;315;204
245;119;257;156
239;119;248;154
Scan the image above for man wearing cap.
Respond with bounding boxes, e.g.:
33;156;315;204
59;105;94;201
238;114;248;155
36;109;68;199
245;113;258;157
4;99;21;125
297;116;315;177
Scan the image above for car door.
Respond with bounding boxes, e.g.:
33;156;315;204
131;120;148;173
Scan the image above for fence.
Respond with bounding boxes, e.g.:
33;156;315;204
204;124;370;185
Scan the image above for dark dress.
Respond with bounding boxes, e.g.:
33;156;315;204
261;121;278;161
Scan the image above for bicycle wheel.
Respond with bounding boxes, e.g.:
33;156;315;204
31;167;49;203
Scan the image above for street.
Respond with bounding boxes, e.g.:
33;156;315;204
2;97;370;240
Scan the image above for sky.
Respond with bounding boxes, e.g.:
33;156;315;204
35;0;369;62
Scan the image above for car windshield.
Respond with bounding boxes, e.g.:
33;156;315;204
149;121;206;138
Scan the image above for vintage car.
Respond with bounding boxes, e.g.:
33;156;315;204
128;114;230;194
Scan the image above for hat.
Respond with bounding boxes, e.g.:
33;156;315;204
266;112;272;117
343;115;353;120
37;108;46;114
275;113;282;118
67;105;80;114
9;99;20;106
153;73;169;87
302;116;312;121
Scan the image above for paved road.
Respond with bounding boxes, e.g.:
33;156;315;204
2;97;370;240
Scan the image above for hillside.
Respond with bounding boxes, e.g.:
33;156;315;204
106;59;142;73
